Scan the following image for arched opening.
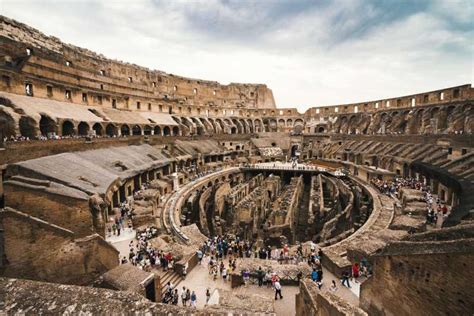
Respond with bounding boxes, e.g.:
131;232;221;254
78;122;90;136
231;127;237;134
0;111;16;140
291;145;298;157
191;118;204;135
293;124;303;134
19;116;37;139
143;125;152;135
254;120;263;133
232;119;243;134
318;126;325;133
39;115;57;137
61;120;75;136
106;123;117;137
132;125;142;136
403;163;410;178
93;123;103;136
172;126;179;136
215;119;225;133
154;126;161;136
278;119;285;129
163;126;171;136
348;116;358;134
121;124;130;136
269;119;277;132
247;119;254;133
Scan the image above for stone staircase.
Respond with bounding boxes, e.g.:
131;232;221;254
158;269;183;301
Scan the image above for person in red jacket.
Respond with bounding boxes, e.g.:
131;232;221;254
352;263;360;281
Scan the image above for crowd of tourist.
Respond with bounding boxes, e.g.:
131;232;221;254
162;284;202;307
371;176;450;226
121;226;178;273
107;201;134;237
2;133;129;143
371;176;428;196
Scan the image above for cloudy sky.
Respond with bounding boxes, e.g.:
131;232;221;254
2;0;473;111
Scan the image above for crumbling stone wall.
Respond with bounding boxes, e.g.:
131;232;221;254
4;181;96;237
0;208;118;285
296;280;367;316
0;16;276;112
360;240;474;315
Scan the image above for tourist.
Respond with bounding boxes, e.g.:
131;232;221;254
352;263;360;282
243;269;250;284
317;265;323;283
271;272;278;287
181;286;187;306
311;268;318;282
172;289;179;305
186;288;191;306
197;249;203;264
222;266;228;282
206;288;211;305
182;262;188;279
329;280;338;292
190;291;197;308
274;279;283;300
341;271;351;288
257;266;264;286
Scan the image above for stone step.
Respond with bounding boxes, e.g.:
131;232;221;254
159;270;183;298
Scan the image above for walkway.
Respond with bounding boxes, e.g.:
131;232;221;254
176;258;360;315
177;263;298;315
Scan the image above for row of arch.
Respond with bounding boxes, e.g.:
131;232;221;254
0;112;181;139
1;112;305;140
7;103;467;139
168;116;306;136
311;103;472;135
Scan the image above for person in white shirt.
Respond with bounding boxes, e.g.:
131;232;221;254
274;280;283;300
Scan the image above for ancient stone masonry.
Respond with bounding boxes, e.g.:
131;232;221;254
360;224;474;315
230;174;281;240
266;175;303;244
0;14;473;316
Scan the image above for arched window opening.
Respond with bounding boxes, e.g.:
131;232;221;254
93;123;103;136
106;124;118;137
78;122;90;136
172;126;179;136
39;115;57;137
154;126;161;136
62;121;75;136
132;125;142;136
121;124;130;136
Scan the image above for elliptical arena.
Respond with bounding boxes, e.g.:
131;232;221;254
0;16;473;316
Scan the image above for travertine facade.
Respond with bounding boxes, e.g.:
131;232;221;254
0;15;473;316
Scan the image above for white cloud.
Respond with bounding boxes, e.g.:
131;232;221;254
1;0;472;112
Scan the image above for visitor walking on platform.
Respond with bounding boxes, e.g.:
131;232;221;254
181;286;187;306
172;289;179;305
274;280;283;300
206;288;211;305
190;291;197;308
257;266;264;286
341;270;351;288
222;266;228;282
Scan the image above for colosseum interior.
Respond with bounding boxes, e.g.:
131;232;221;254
0;14;473;316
